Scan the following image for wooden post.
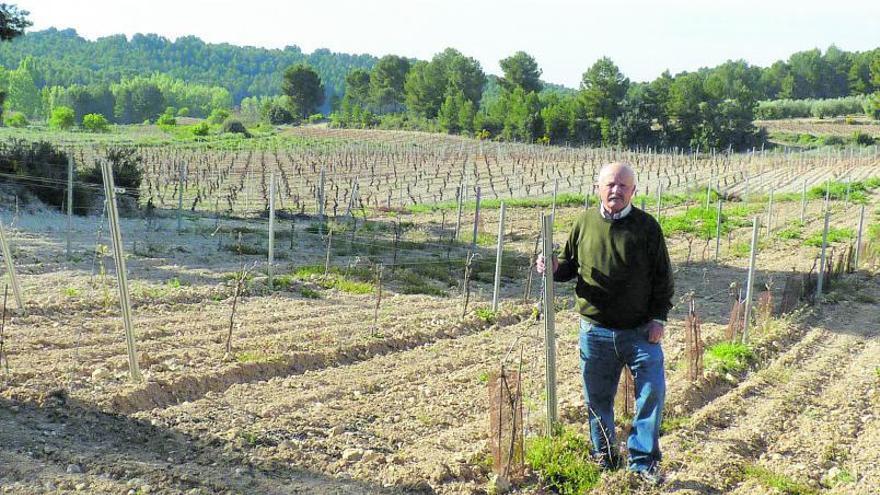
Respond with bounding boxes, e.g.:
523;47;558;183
817;209;830;298
100;160;141;382
268;172;275;290
715;199;723;262
318;167;326;220
742;217;759;345
800;179;807;224
454;183;464;242
471;186;482;250
177;162;185;233
492;202;506;313
67;156;73;260
0;221;23;310
855;204;866;270
541;213;557;435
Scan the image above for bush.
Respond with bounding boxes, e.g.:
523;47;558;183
156;113;176;126
526;428;601;494
4;111;27;128
705;342;754;373
191;122;210;136
207;108;230;125
177;107;190;117
221;119;251;137
267;104;293;125
0;139;75;209
48;106;76;130
82;113;110;132
853;131;876;146
308;113;324;124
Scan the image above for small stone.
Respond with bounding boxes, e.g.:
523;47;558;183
363;450;384;463
74;483;87;491
341;448;364;463
66;464;83;474
91;368;112;381
488;473;511;494
328;425;345;437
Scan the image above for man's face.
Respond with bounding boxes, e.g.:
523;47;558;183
598;168;636;214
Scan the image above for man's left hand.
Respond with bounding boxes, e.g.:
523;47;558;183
646;321;664;344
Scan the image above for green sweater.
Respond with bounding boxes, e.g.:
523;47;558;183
554;206;674;329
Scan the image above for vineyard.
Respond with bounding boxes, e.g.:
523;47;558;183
0;127;879;495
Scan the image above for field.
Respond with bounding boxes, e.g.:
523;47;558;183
1;127;879;494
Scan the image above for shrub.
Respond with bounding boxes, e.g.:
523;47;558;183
853;131;875;146
82;113;110;132
191;122;210;136
526;428;601;494
4;111;27;128
308;113;324;124
705;342;754;373
177;107;190;117
267;104;293;125
207;108;230;125
156;113;176;126
221;119;251;137
48;106;76;130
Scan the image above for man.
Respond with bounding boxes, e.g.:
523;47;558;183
537;161;673;484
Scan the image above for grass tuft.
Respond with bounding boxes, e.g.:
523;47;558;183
705;342;755;373
526;428;601;495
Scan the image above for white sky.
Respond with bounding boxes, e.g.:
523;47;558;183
15;0;880;87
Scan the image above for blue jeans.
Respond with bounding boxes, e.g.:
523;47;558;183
578;319;665;471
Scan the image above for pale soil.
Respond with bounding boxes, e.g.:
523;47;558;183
0;188;878;494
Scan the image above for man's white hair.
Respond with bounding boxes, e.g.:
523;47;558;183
596;161;637;187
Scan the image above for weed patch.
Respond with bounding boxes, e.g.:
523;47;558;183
705;342;755;373
526;428;601;494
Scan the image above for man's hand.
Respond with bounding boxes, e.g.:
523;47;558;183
536;255;558;275
646;320;664;344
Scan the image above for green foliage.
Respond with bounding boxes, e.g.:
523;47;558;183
659;206;733;239
705;342;754;373
48;105;75;129
499;51;542;93
3;110;26;127
525;428;601;494
756;96;869;119
282;63;325;119
741;463;817;495
804;227;854;247
207;107;230;125
82;113;109;132
156;112;176;126
777;221;804;240
221;119;250;136
299;287;320;299
191;121;210;136
0;4;31;41
474;307;497;324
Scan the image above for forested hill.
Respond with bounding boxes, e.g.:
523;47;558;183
0;28;379;103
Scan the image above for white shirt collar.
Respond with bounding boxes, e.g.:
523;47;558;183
599;202;632;220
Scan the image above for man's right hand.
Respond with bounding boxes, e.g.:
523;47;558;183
536;255;558;275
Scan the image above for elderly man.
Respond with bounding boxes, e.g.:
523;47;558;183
537;161;673;484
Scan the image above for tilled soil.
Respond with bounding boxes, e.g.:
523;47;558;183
1;193;878;494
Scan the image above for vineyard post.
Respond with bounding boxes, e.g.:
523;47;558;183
800;179;807;224
714;199;722;262
741;217;759;345
471;186;482;251
454;183;463;242
66;156;73;260
844;176;851;209
705;174;712;210
100;160;141;382
854;204;866;270
816;209;830;298
655;182;663;220
541;213;557;435
551;178;558;220
0;220;23;310
318;167;326;236
492;202;506;313
268;172;275;290
177;162;185;233
766;189;774;236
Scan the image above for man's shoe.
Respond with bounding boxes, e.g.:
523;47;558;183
634;463;663;486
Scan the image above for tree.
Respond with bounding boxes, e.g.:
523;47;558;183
580;57;629;120
344;68;371;107
282;63;325;120
404;49;485;119
0;3;30;41
82;113;109;132
499;51;542;94
48;105;75;130
369;55;410;113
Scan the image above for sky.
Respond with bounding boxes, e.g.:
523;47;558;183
14;0;880;87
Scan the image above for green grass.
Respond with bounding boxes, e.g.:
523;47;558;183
705;342;755;373
742;463;817;495
331;277;374;294
474;307;497;324
526;428;601;495
804;227;854;247
62;287;80;298
299;287;320;299
807;178;880;203
777;221;804;240
477;370;490;384
235;350;283;364
660;415;690;435
290;264;374;294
